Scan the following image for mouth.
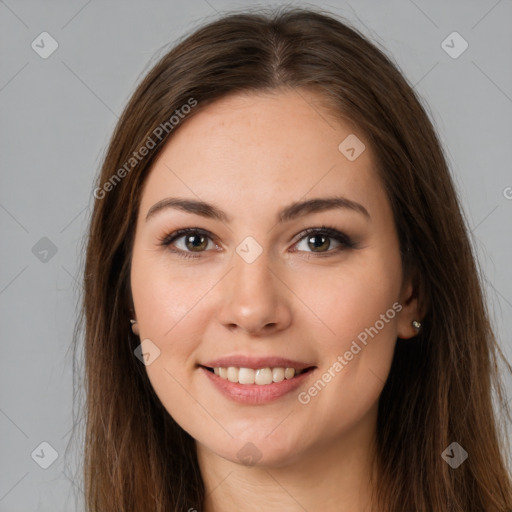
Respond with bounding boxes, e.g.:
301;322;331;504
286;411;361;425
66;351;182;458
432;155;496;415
200;365;316;385
200;363;317;404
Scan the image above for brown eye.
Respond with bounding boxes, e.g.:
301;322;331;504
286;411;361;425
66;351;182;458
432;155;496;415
159;228;216;259
294;227;356;255
183;233;208;252
306;234;331;252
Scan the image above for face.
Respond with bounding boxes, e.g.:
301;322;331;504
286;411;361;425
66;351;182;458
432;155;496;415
130;88;419;467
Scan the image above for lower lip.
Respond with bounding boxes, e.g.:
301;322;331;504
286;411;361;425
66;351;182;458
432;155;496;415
200;366;315;405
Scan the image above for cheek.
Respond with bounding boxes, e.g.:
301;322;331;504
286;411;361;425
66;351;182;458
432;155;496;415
295;254;401;343
293;252;402;408
291;276;400;439
131;245;214;344
131;263;208;434
130;257;204;426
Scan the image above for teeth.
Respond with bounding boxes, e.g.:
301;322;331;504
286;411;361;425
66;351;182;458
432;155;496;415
255;368;272;385
211;366;304;385
227;367;239;383
272;367;285;382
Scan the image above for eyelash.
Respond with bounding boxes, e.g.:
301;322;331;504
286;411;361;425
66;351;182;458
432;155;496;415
157;226;356;260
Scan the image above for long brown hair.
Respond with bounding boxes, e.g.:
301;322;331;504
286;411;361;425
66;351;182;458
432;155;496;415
69;6;512;511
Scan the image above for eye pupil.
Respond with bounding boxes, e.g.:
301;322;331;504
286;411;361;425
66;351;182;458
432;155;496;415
186;234;207;251
308;235;329;251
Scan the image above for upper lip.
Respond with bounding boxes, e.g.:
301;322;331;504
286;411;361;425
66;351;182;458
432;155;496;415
201;356;316;371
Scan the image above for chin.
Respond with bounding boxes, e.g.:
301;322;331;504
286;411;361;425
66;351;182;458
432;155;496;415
201;432;308;469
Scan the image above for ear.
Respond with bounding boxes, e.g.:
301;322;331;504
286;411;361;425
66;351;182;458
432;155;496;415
396;272;424;339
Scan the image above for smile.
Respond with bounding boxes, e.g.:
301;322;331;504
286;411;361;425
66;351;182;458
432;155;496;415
200;364;316;405
205;366;312;385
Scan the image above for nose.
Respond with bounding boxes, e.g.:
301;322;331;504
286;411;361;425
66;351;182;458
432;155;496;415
216;251;293;336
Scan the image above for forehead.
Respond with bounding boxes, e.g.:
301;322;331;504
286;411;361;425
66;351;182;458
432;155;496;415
138;89;388;223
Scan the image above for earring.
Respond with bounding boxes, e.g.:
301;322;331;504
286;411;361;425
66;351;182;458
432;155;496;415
130;319;139;336
412;320;422;331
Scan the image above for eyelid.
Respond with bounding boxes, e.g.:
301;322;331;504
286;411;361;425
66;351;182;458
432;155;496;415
292;226;354;247
158;227;216;245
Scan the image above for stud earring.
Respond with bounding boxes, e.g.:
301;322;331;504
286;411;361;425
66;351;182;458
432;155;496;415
130;319;139;336
412;320;422;331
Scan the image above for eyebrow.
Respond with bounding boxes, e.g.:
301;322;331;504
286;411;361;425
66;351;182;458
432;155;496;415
145;195;370;224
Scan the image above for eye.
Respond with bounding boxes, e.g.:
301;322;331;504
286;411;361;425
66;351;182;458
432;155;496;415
158;228;218;259
293;226;355;255
158;225;356;260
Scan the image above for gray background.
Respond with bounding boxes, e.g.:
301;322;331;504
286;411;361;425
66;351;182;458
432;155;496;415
1;0;511;510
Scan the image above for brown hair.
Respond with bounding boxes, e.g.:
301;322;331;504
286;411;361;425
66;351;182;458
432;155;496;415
69;6;512;511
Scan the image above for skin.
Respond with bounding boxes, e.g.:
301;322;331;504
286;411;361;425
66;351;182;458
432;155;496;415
130;87;421;512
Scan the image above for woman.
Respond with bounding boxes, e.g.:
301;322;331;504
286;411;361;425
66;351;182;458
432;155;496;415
72;6;512;511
